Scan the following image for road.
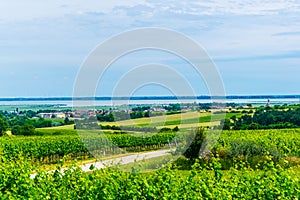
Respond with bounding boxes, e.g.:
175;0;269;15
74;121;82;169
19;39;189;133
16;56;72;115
30;149;173;179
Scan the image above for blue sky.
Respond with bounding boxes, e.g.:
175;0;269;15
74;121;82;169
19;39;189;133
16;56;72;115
0;0;300;97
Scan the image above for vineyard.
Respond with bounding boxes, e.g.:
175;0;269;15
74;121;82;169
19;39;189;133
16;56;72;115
0;132;182;163
0;151;299;199
1;128;299;163
0;128;300;198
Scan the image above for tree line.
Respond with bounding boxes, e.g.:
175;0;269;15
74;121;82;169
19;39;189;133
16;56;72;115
223;107;300;130
0;112;74;136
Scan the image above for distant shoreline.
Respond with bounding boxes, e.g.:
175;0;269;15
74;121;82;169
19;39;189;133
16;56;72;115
0;95;300;102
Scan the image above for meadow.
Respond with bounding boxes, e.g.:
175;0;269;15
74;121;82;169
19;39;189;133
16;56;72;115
99;111;241;129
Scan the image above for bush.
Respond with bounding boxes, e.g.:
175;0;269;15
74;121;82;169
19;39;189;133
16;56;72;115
173;126;179;132
183;127;206;160
0;118;8;136
226;140;282;161
11;125;21;135
11;124;35;136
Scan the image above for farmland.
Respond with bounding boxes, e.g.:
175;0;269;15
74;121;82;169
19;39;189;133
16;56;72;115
0;107;300;199
99;111;241;129
1;128;300;198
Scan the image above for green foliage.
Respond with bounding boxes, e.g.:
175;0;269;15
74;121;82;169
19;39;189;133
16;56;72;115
34;129;77;136
0;117;8;136
183;127;206;160
215;129;300;164
221;119;231;130
11;125;21;135
0;125;300;199
164;103;181;111
96;112;115;122
233;108;300;130
0;154;35;199
225;141;282;161
2;127;300;168
172;126;179;132
76;121;158;132
11;124;35;136
0;154;299;199
156;126;179;132
0;131;180;162
7;115;70;129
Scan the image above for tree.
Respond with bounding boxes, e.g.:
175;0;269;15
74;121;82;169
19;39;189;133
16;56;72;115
144;111;150;118
64;117;70;125
11;124;35;136
230;115;237;122
221;119;231;130
183;127;206;160
26;110;36;118
241;115;253;124
172;126;179;132
11;125;21;135
0;118;8;136
248;122;259;130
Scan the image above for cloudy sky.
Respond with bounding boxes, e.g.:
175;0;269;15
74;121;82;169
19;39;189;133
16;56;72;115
0;0;300;97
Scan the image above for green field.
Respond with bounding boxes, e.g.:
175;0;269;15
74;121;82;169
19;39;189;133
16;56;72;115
1;110;300;199
1;128;300;199
99;111;242;129
36;124;75;130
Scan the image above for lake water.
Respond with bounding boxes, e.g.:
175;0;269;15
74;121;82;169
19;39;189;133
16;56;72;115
0;98;299;107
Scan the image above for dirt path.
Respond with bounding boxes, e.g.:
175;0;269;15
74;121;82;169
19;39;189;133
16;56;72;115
30;149;172;179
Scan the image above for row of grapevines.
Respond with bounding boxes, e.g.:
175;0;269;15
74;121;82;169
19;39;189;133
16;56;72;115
1;128;299;164
0;131;181;162
216;129;300;156
0;154;299;199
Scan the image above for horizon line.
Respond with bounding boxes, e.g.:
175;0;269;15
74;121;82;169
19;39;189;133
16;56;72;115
1;95;300;101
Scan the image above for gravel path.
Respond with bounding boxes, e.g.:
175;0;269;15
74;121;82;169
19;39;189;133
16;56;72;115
30;149;172;179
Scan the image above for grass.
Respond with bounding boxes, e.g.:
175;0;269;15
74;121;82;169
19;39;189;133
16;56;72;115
99;111;242;129
34;128;77;136
99;111;206;126
118;154;174;172
27;110;243;136
35;149;177;173
36;124;74;130
157;121;220;129
34;151;141;172
35;125;76;135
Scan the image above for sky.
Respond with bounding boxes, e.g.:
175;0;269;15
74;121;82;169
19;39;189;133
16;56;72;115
0;0;300;97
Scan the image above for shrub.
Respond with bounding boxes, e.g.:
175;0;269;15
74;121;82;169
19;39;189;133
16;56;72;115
183;127;206;160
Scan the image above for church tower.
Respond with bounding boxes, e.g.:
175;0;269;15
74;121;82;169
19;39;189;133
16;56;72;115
266;99;270;107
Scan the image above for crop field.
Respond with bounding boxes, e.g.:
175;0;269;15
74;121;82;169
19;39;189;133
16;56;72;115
1;110;300;199
1;127;300;199
99;111;205;126
36;124;75;130
99;111;241;129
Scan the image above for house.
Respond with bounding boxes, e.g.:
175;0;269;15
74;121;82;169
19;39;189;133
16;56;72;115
38;113;52;119
38;112;66;119
52;113;66;119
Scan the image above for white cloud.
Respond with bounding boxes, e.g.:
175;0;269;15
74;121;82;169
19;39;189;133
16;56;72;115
1;0;300;63
104;0;300;18
192;0;300;15
0;0;300;96
2;0;299;22
0;0;149;21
